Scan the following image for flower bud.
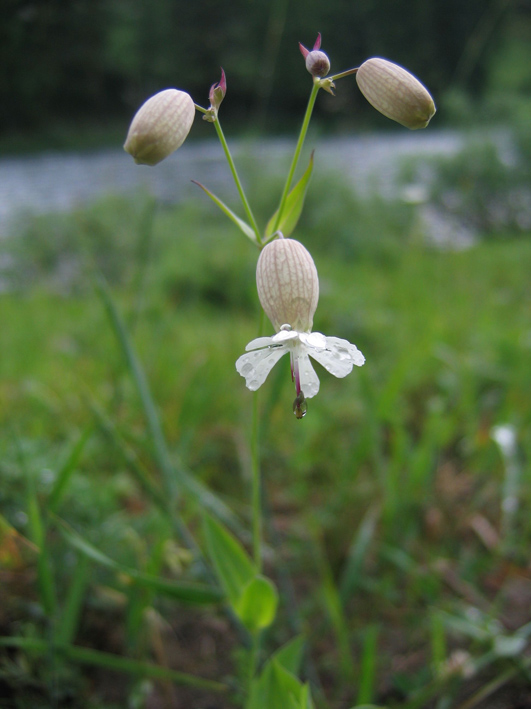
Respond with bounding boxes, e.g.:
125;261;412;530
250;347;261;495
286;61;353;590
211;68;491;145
209;69;227;112
299;33;330;78
306;51;330;78
124;89;195;165
356;58;435;130
256;236;319;333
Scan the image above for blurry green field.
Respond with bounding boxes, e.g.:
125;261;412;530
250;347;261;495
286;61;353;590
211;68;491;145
1;176;531;707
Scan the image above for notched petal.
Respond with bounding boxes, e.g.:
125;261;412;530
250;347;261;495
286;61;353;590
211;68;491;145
309;336;365;378
236;346;287;390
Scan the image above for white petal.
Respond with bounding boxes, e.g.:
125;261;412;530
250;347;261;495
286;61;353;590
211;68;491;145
272;330;300;344
236;345;288;390
245;335;277;351
300;331;327;349
296;353;320;398
309;336;365;378
326;336;366;367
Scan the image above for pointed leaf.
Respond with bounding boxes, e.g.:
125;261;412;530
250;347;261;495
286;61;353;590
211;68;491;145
271;635;305;676
235;575;278;631
203;514;256;607
248;659;306;709
192;180;257;242
266;153;314;238
48;425;93;513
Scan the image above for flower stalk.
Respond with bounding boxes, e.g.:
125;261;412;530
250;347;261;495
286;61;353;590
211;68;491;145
211;117;262;245
270;80;321;235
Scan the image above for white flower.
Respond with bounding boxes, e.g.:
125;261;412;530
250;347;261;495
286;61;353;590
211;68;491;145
236;236;365;416
236;325;365;408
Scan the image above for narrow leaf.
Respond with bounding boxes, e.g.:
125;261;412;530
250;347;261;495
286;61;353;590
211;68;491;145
0;637;228;693
94;278;244;534
266;152;314;238
339;506;379;602
58;520;223;604
48;425;93;513
57;554;91;645
192;180;257;243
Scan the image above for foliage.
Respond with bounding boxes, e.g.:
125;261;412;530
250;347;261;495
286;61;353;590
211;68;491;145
1;178;531;706
421;125;531;238
1;0;529;140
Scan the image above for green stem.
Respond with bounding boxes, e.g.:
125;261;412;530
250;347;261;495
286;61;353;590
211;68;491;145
212;117;262;244
251;389;262;572
248;631;261;693
250;307;266;572
271;80;320;234
329;67;359;82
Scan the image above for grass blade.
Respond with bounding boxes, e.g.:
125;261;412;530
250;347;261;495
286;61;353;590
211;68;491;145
57;554;91;646
57;518;224;604
48;425;93;513
0;637;228;693
339;506;379;603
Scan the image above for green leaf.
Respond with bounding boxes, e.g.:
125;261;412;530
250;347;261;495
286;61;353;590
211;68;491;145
203;514;255;607
0;637;228;694
57;554;91;646
265;152;314;239
270;635;305;676
95;276;243;535
57;519;223;605
192;180;257;243
48;425;93;513
248;659;307;709
235;575;278;631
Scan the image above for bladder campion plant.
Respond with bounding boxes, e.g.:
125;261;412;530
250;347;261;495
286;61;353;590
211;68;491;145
124;33;435;707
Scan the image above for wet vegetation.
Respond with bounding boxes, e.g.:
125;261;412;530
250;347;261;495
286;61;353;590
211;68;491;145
1;147;531;706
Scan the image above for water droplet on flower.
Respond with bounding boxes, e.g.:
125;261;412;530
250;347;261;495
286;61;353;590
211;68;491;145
241;363;253;375
280;323;292;331
249;379;260;390
293;391;307;419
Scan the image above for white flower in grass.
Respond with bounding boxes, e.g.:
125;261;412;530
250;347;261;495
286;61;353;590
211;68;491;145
236;236;365;417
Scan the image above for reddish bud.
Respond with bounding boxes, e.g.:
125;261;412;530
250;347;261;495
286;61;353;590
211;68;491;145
209;68;227;112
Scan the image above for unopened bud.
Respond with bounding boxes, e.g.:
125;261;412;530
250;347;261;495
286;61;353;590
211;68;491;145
299;33;330;78
208;69;227;113
305;50;330;78
256;236;319;333
124;89;195;165
356;58;435;130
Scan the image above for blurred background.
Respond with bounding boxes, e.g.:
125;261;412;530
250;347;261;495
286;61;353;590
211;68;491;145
1;0;531;145
1;1;531;708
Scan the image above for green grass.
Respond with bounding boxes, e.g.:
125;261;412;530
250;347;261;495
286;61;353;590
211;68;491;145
1;181;531;708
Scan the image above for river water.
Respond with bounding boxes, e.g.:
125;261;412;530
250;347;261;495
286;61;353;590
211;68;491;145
0;130;469;238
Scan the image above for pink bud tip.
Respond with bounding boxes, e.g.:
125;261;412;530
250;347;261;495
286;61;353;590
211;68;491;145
299;42;309;59
219;67;227;94
313;33;322;50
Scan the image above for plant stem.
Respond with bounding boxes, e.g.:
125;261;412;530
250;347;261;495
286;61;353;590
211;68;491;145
271;80;320;234
329;67;359;82
248;631;261;692
250;308;266;572
251;389;262;572
212;117;262;244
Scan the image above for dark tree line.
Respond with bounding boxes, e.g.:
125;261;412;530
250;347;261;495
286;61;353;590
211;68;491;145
0;0;527;134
